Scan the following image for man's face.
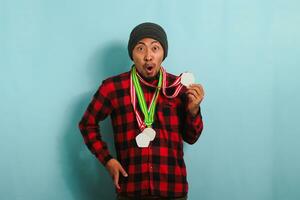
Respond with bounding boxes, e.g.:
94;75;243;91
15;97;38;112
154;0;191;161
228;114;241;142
132;38;164;79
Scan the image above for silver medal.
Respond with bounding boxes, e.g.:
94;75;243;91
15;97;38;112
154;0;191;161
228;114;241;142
181;72;195;87
135;132;151;148
143;127;156;141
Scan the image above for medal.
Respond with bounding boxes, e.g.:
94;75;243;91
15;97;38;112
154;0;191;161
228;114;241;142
135;127;156;148
180;72;195;87
161;68;196;98
135;127;156;147
131;66;162;148
136;132;151;148
142;127;156;141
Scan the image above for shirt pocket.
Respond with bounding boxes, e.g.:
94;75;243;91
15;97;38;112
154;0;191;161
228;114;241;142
154;99;183;147
156;99;181;130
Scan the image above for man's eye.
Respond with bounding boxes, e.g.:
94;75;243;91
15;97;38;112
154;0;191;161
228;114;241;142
137;46;144;51
153;46;159;51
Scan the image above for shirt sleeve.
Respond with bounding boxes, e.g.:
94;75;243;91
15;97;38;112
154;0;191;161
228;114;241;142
78;81;114;166
182;106;204;144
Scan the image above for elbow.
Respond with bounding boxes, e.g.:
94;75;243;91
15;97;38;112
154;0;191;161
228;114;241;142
183;133;201;145
185;139;197;145
78;120;83;130
183;128;203;144
78;118;85;132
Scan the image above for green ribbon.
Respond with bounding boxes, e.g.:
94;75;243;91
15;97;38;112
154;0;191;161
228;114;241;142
132;66;162;127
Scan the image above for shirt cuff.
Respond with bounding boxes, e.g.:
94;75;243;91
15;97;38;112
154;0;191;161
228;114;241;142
186;107;203;131
97;154;113;166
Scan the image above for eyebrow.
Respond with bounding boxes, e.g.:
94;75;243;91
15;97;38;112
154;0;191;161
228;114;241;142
136;40;159;45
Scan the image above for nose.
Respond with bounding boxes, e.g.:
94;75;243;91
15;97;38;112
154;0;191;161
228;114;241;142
144;49;153;61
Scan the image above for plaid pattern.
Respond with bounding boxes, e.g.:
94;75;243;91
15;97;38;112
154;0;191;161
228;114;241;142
78;70;203;198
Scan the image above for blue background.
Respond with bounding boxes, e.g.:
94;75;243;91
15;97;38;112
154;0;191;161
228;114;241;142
1;0;300;200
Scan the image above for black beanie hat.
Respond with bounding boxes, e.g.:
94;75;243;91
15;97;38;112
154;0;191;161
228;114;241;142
128;22;168;61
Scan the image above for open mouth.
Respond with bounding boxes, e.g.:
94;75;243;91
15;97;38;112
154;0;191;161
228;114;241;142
144;63;155;73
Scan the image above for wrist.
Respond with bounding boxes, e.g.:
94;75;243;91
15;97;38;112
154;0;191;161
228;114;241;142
105;157;114;168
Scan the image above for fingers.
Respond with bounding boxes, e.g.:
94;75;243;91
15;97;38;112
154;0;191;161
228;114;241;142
186;89;198;99
113;165;128;189
106;159;128;190
187;84;204;97
186;88;201;102
119;165;128;177
186;84;204;101
113;170;120;189
186;92;197;102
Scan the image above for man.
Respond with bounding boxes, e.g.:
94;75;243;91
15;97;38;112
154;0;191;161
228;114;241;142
79;22;205;200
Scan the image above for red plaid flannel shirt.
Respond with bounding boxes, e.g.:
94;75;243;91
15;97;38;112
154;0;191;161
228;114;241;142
78;70;203;198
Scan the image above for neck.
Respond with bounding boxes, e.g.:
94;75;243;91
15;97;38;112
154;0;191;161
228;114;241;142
138;71;160;83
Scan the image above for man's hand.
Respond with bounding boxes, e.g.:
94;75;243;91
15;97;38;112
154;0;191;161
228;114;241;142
185;84;205;117
105;158;128;189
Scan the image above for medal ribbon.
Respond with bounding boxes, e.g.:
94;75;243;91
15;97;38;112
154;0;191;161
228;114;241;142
131;66;162;130
130;65;188;131
136;67;183;98
161;67;183;98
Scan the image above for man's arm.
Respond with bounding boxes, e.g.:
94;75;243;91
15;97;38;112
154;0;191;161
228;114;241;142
78;81;129;189
182;84;205;144
78;81;113;166
182;107;204;144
